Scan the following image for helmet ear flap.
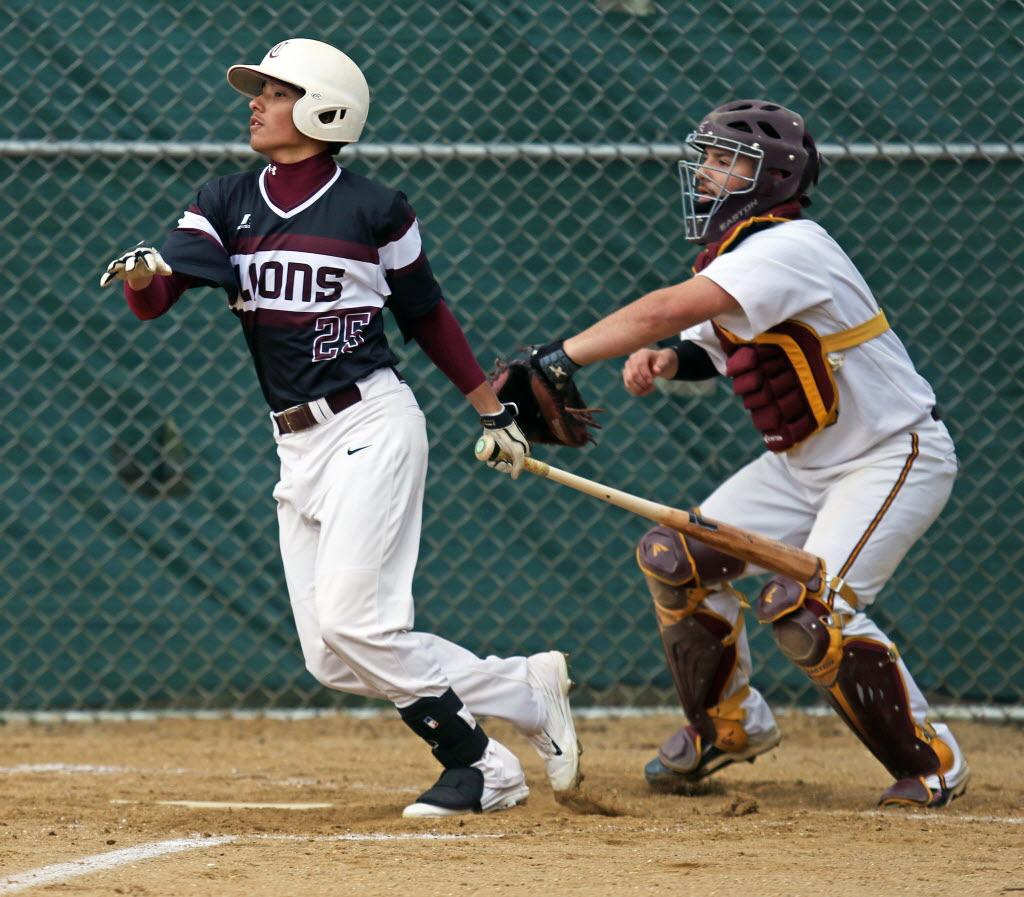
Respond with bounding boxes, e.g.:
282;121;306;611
293;88;367;144
800;131;821;190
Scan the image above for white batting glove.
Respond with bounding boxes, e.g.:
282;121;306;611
99;243;173;289
479;403;530;479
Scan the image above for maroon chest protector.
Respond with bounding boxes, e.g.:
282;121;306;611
712;322;838;453
694;203;839;453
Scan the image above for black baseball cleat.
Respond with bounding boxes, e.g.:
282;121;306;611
402;765;529;818
403;768;485;817
644;723;781;791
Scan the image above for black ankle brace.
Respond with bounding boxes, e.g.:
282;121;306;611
398;688;489;768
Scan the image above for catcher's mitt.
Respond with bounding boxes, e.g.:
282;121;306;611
488;348;601;447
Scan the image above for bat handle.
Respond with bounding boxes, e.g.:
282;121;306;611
474;434;504;462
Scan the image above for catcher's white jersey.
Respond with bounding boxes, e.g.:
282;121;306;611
681;219;938;468
669;218;965;789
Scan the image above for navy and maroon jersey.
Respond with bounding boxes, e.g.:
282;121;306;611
160;163;443;411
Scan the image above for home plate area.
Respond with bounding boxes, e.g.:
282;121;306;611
0;713;1021;897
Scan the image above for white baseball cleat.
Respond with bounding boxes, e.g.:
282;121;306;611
403;740;529;818
524;651;582;793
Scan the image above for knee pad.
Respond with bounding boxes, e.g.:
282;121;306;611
757;573;954;782
637;525;748;748
757;575;843;686
637;524;746;626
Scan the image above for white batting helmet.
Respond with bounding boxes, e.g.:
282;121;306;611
227;39;370;144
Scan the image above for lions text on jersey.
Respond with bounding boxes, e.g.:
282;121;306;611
162;163;441;411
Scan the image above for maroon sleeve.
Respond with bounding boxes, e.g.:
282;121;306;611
123;272;196;320
410;300;487;395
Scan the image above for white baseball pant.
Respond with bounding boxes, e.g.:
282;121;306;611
688;415;965;779
273;367;545;733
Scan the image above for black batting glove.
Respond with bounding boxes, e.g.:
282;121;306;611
530;340;581;394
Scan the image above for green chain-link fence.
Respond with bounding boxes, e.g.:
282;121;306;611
1;1;1021;712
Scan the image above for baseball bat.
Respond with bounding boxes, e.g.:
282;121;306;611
474;435;820;582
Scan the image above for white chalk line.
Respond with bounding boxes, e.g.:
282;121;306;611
0;831;502;893
0;764;135;775
0;836;235;895
247;832;504;842
110;799;334;810
0;763;189;776
0;764;419;795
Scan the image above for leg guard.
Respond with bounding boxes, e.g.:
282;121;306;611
757;574;956;784
398;688;489;769
637;525;747;752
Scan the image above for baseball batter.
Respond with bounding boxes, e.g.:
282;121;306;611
99;38;580;818
521;100;968;807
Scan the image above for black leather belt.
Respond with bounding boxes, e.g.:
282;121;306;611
931;406;942;421
273;385;361;435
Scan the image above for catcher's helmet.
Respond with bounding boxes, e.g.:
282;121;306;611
227;39;370;145
678;100;821;244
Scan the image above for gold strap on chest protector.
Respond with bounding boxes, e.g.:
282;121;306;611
717;310;890;364
715;310;891;438
820;310;890;353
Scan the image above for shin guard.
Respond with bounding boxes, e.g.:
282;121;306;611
638;525;748;750
758;573;955;782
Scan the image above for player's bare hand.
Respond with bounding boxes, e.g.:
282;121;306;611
99;243;173;289
479;403;530;479
622;348;678;396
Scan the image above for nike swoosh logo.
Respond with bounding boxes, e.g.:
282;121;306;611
347;445;371;455
546;731;563;756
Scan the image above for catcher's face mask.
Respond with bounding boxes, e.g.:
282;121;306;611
678;132;763;243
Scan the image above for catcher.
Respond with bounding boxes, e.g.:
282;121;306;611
490;99;968;808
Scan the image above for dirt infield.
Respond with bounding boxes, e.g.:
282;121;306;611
0;712;1021;896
